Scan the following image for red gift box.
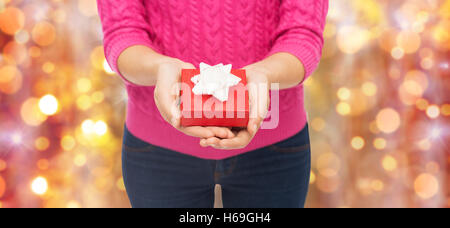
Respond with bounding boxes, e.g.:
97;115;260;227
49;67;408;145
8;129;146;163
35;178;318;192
180;69;249;127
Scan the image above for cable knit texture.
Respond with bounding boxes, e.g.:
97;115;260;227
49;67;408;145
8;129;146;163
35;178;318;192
97;0;328;160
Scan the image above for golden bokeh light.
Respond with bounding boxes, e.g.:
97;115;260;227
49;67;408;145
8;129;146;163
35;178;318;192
371;179;384;192
31;176;48;195
61;135;76;151
401;80;423;97
94;120;108;136
0;65;20;84
39;94;59;116
391;46;405;59
357;178;373;195
351;136;365;150
441;104;450;116
3;41;28;65
116;177;126;191
91;91;105;103
103;59;115;74
14;30;29;44
35;137;50;151
52;8;67;24
323;23;336;39
311;117;326;132
337;87;351;100
401;70;429;103
431;21;450;49
414;173;439;199
0;7;25;35
378;28;397;52
42;62;55;74
78;0;98;17
396;30;421;54
416;11;429;23
77;78;92;93
381;155;397;172
76;94;92;110
426;105;440;119
0;64;22;94
316;152;341;178
317;175;339;193
420;57;433;70
337;25;370;54
310;171;316;184
21;98;48;126
376;108;401;134
81;120;94;134
336;102;351;116
28;46;41;58
0;175;5;198
32;21;56;46
74;153;87;167
344;89;371;116
66;200;81;208
361;82;377;97
415;98;429;111
91;46;105;70
373;137;387;150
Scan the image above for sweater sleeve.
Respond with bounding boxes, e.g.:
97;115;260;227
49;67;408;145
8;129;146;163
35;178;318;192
97;0;160;86
265;0;328;83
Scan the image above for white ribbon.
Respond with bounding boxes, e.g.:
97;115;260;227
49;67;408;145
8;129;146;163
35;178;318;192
191;62;242;102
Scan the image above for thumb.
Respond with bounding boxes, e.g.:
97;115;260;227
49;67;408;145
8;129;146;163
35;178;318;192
181;62;196;69
170;82;182;128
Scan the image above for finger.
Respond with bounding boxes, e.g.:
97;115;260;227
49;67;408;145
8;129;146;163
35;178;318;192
247;87;262;136
247;86;263;130
248;82;259;121
217;130;252;149
205;137;221;147
206;127;235;139
200;138;208;147
200;137;221;148
180;126;215;138
181;62;196;69
170;96;182;128
247;116;263;137
154;91;172;124
247;82;268;136
159;93;179;127
157;83;183;129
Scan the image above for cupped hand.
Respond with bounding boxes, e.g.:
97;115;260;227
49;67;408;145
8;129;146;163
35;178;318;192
200;64;270;149
154;58;235;139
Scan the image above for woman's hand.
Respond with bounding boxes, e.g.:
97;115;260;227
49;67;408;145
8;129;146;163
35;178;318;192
154;58;235;139
198;52;306;149
199;64;270;149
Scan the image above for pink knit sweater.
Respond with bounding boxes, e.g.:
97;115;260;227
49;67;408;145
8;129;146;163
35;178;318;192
97;0;328;160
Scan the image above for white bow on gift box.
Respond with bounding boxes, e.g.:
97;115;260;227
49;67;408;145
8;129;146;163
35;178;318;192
191;62;242;102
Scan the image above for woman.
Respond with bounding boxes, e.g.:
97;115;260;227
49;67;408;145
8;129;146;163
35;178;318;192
97;0;328;208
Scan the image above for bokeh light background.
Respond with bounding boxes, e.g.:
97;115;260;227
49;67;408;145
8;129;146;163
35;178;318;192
0;0;448;208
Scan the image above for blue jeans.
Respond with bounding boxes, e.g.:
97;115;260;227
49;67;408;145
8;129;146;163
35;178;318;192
122;124;311;208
